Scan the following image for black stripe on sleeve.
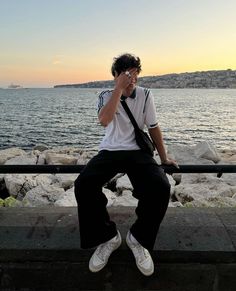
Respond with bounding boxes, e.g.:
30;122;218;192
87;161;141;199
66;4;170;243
97;90;112;113
143;88;150;113
149;122;158;128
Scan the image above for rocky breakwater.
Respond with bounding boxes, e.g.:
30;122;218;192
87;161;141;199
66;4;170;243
0;141;235;208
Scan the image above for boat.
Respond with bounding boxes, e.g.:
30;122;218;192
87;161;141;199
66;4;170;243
8;83;23;89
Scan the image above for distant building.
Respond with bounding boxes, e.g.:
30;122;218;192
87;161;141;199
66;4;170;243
54;69;236;89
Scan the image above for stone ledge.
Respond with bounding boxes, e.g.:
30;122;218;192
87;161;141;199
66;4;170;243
0;207;236;290
0;207;235;263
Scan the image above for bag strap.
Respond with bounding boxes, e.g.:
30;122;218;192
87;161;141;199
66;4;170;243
121;97;156;149
120;98;140;130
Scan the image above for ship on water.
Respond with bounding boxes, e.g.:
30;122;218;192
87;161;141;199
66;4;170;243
8;83;23;89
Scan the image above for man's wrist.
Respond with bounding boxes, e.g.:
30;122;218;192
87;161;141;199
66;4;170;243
114;86;123;95
161;158;168;164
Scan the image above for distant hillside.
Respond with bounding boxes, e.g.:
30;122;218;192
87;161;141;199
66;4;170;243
54;69;236;89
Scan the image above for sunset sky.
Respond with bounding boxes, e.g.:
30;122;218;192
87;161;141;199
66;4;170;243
1;0;236;88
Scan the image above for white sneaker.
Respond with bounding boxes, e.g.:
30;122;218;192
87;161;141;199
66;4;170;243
89;231;122;272
126;231;154;276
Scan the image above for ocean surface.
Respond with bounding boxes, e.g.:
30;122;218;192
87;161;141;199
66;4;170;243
0;88;235;150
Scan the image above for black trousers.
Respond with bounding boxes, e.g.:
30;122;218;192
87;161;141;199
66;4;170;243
74;150;170;250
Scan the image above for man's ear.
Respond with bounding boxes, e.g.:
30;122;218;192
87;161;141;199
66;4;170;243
114;71;118;80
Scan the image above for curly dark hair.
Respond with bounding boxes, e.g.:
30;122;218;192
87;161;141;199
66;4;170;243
111;53;142;77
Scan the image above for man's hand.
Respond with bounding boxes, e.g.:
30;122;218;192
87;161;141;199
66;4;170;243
161;158;179;169
114;68;138;91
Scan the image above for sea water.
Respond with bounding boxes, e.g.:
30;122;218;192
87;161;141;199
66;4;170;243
0;88;235;150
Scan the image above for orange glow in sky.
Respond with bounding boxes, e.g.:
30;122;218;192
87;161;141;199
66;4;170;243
1;0;236;88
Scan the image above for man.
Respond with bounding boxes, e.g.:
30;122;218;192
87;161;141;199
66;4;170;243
75;53;177;276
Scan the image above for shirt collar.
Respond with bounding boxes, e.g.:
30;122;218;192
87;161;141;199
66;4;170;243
121;88;136;100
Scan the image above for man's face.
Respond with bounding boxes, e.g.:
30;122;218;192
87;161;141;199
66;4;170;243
126;68;139;90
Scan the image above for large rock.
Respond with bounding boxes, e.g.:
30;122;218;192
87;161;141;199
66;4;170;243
218;148;236;163
169;201;184;207
167;142;218;186
4;174;54;198
76;150;96;164
103;188;116;207
180;173;217;185
112;190;138;207
4;154;37;165
31;150;46;165
167;144;215;164
220;173;236;187
34;174;55;187
4;174;37;198
45;152;78;165
167;174;176;195
4;150;47;165
194;141;220;163
54;187;77;207
206;196;236;207
173;184;208;204
0;148;26;165
183;195;236;208
167;144;195;164
52;174;78;190
116;174;133;195
173;180;234;206
23;184;65;206
42;147;94;165
76;155;88;165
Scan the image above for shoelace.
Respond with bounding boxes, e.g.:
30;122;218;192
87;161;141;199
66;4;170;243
96;240;116;262
132;242;149;264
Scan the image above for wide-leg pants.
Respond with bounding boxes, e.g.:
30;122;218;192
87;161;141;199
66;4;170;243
74;150;170;250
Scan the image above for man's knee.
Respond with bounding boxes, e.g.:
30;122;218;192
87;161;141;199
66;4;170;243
148;174;171;202
155;166;171;191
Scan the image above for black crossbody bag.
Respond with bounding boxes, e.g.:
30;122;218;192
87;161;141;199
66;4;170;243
121;99;155;156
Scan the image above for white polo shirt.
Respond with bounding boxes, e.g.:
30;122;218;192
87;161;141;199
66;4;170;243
97;86;158;151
